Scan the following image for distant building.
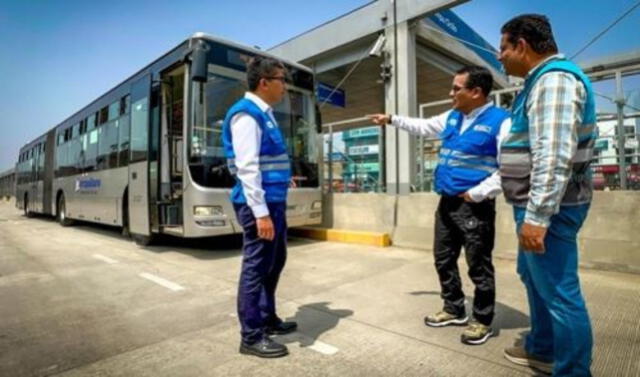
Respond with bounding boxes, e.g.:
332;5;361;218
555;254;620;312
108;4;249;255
593;119;640;189
341;127;381;192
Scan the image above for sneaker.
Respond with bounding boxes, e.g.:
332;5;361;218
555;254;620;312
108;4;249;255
460;321;494;345
503;346;553;374
424;311;469;327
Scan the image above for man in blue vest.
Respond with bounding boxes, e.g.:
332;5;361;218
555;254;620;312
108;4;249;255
222;56;296;358
369;65;510;345
498;14;596;376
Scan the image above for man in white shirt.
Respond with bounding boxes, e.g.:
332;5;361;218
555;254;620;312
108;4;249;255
369;65;511;345
222;57;296;358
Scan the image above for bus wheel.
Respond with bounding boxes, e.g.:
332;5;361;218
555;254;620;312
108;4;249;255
57;195;74;226
121;222;131;238
132;233;155;246
24;194;33;218
121;199;130;238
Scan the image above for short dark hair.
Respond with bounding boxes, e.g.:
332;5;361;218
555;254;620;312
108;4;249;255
247;56;285;91
501;14;558;55
456;65;493;97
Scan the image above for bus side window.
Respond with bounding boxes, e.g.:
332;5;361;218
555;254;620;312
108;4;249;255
118;114;130;166
56;139;67;177
38;145;45;181
120;95;130;116
97;127;107;170
100;120;119;169
85;129;98;172
130;97;149;162
108;101;119;121
69;123;81;176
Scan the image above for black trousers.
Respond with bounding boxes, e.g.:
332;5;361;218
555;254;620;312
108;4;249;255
433;195;496;326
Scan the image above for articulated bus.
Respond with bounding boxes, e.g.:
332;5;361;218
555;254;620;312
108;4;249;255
15;33;322;245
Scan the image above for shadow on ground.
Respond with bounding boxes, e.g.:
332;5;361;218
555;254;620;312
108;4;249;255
274;301;354;347
23;212;323;260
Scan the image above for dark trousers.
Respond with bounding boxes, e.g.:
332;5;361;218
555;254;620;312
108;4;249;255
234;202;287;344
433;195;496;326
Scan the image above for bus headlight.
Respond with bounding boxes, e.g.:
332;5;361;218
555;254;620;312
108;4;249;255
311;200;322;210
194;205;223;216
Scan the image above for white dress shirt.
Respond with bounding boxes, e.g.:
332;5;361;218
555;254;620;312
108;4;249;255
390;102;511;202
230;92;279;218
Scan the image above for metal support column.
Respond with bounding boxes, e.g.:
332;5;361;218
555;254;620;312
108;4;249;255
383;20;417;195
615;71;628;189
327;125;334;193
418;135;425;191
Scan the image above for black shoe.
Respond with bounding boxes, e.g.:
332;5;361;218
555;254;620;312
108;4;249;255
266;321;298;335
239;338;288;358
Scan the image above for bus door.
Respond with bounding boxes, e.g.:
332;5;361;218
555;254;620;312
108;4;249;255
157;65;185;228
128;74;152;237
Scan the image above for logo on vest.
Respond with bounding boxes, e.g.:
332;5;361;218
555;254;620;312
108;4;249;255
473;124;492;134
448;119;458;127
464;217;478;230
266;121;275;129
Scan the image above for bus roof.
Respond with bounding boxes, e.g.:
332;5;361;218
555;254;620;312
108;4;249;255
191;32;312;72
0;168;14;177
20;33;312;149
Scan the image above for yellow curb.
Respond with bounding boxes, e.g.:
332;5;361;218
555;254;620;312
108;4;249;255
290;227;391;247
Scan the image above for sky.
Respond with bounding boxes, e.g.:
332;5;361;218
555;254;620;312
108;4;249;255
1;0;639;171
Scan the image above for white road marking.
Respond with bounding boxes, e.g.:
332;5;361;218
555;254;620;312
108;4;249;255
92;254;119;264
40;365;58;373
139;272;185;292
0;272;55;287
307;339;339;355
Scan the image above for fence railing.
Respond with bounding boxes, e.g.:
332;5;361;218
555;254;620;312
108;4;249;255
321;66;640;193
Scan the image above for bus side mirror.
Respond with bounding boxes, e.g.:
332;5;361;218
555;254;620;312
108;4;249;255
315;105;322;134
190;40;208;83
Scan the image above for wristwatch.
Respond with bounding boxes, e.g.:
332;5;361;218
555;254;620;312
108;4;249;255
387;114;393;124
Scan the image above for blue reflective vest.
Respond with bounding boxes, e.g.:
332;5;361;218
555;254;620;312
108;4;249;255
500;58;596;206
222;98;291;204
434;106;509;196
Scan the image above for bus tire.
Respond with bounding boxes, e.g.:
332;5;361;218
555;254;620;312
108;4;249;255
57;194;74;226
24;194;33;218
121;191;130;237
132;233;155;246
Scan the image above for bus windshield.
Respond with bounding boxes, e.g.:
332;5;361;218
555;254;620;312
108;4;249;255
189;71;319;189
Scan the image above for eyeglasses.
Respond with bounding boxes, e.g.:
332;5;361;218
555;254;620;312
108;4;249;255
264;76;288;84
451;85;468;93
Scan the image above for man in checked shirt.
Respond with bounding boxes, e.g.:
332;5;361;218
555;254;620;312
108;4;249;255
498;14;596;377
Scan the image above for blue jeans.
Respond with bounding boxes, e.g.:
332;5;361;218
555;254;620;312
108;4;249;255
513;204;592;377
234;202;288;344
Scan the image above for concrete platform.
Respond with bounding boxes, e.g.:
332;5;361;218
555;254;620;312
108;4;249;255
0;200;638;376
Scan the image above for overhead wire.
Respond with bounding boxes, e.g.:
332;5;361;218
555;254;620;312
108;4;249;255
570;0;640;60
318;38;380;109
319;6;640;113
